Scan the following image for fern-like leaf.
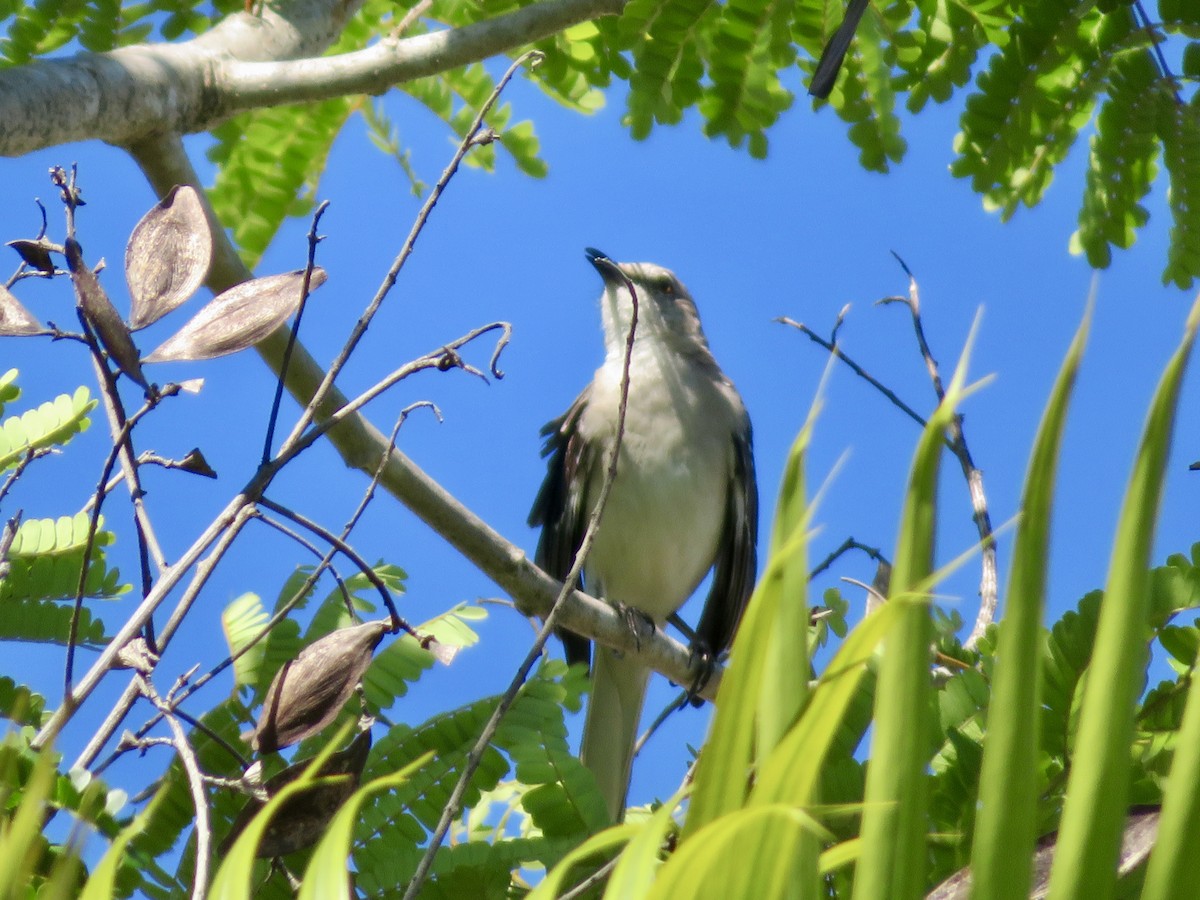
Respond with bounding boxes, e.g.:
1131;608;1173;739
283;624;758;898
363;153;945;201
0;385;95;471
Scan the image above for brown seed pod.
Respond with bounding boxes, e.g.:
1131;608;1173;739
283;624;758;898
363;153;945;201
126;185;213;331
66;238;148;389
142;268;326;363
222;727;373;859
0;284;40;336
252;620;388;754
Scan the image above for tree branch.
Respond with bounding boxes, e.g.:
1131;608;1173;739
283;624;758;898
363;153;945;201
0;0;623;156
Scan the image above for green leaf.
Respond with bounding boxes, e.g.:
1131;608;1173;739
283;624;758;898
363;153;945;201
297;752;433;900
970;303;1090;900
0;386;95;471
209;722;357;900
207;98;356;269
0;369;19;418
1071;52;1160;269
79;785;168;900
0;513;126;608
855;313;981;900
649;804;829;899
1047;296;1200;900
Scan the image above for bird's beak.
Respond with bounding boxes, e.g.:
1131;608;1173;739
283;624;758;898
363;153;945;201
585;247;623;284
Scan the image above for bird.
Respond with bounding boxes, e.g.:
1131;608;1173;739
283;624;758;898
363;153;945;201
529;247;758;822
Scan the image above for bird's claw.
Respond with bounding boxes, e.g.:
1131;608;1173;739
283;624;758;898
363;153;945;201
684;641;718;708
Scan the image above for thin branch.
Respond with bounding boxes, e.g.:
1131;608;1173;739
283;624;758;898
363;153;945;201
0;511;22;580
66;387;176;691
633;687;691;758
808;537;889;581
559;857;621;900
62;504;257;765
136;672;212;900
292;323;510;457
776;315;932;433
1134;1;1183;105
0;448;52;506
279;52;538;453
263;200;329;463
256;496;408;633
881;256;997;649
401;261;642;900
250;511;355;615
95;402;440;773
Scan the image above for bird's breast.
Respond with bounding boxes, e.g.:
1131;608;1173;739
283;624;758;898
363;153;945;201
579;350;737;619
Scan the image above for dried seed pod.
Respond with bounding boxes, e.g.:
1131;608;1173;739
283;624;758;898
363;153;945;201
126;185;213;330
222;727;372;859
252;620;388;754
142;268;326;363
0;284;41;335
6;238;59;275
66;238;148;388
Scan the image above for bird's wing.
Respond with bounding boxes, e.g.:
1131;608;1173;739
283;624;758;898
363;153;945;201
528;386;599;668
694;412;759;657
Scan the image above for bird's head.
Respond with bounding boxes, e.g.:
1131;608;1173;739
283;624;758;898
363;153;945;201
585;247;711;358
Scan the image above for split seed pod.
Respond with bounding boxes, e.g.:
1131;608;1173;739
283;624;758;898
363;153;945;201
252;620;388;754
222;727;372;859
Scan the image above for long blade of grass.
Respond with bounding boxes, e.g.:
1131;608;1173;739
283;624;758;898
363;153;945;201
683;407;817;834
1141;640;1200;900
852;313;981;900
970;303;1091;900
1046;296;1200;900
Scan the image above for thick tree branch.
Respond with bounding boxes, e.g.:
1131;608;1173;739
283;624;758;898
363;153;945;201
0;0;623;156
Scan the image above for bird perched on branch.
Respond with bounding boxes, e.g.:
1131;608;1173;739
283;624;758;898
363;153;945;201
529;248;758;822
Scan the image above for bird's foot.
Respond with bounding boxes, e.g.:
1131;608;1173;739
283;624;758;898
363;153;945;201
684;641;718;708
616;603;656;652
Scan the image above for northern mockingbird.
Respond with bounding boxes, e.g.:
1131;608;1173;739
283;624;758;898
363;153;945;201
529;248;759;822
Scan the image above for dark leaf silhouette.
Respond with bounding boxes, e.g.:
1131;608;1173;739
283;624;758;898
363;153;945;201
252;619;388;754
126;185;213;330
175;448;217;479
142;268;326;363
0;285;41;335
5;238;59;275
65;238;147;388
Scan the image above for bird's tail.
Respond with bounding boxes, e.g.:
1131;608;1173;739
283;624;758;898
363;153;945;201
580;647;652;823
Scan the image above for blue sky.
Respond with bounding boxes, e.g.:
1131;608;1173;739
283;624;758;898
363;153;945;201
2;60;1198;823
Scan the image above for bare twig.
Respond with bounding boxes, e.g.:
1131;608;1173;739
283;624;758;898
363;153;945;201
279;52;538;455
880;255;997;649
136;672;212;900
64;504;257;766
251;511;355;615
0;511;22;580
0;448;52;505
1134;1;1182;105
808;536;889;581
263;200;330;463
391;0;434;38
66;387;177;691
633;686;691;758
256;495;409;634
94;402;439;773
401;261;642;900
560;856;621;900
776;315;934;434
294;323;510;454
